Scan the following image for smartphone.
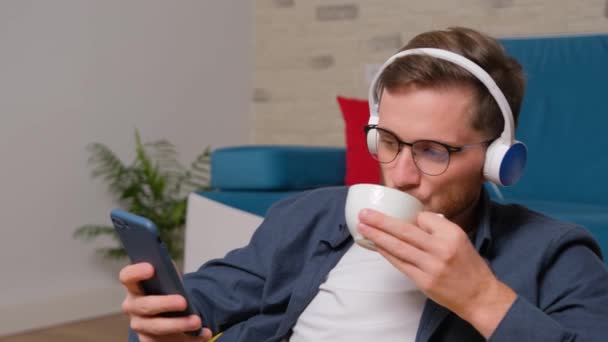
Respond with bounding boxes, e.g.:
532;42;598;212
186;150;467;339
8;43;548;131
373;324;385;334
111;208;201;336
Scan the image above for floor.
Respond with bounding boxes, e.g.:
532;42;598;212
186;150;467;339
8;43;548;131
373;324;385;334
0;314;130;342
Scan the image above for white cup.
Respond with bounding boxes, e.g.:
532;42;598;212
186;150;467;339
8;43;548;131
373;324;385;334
345;184;424;251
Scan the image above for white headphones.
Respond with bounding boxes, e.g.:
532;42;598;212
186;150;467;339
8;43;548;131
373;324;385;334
367;48;527;186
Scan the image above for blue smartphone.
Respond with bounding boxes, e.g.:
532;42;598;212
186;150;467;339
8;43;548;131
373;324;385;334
110;208;201;336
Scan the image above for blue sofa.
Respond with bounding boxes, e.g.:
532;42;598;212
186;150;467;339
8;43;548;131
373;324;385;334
496;34;608;254
188;33;608;262
201;145;345;216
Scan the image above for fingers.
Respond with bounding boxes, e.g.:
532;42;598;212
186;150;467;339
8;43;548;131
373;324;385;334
123;294;188;316
358;209;431;250
416;211;470;236
417;212;470;247
416;211;448;234
119;262;154;295
358;221;430;269
138;328;213;342
131;314;202;336
119;264;212;341
377;246;429;284
199;328;214;341
138;331;208;342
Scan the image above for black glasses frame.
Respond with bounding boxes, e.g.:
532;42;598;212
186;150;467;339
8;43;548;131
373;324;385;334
364;124;494;175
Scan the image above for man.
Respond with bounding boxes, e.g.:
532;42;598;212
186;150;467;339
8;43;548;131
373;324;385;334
120;27;608;341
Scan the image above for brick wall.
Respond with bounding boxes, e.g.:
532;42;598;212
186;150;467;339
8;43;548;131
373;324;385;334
254;0;608;145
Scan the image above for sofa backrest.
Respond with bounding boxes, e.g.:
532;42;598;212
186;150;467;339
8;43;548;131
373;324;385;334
498;34;608;205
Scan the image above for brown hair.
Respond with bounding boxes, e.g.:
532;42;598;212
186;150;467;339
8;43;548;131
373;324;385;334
376;27;525;138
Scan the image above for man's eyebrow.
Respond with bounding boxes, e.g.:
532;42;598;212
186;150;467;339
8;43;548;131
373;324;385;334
377;125;460;146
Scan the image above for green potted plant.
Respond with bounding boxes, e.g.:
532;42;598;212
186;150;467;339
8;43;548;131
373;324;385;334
74;130;211;261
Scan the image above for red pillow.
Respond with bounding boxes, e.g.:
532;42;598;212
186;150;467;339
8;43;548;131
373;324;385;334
337;96;381;185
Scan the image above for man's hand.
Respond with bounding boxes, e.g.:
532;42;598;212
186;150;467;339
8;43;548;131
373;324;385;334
358;209;516;338
119;263;214;342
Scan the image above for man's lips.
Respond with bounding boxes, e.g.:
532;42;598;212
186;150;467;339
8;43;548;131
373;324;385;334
400;190;426;204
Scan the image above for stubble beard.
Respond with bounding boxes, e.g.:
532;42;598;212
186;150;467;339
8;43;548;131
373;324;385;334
429;185;482;232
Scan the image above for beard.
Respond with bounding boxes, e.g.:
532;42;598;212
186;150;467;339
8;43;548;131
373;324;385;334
428;186;481;218
423;184;483;232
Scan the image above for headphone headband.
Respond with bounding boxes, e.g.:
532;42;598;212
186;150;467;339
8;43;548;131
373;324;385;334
368;48;515;143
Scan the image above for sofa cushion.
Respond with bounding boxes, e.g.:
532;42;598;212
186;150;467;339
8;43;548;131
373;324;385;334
211;145;345;191
337;96;381;185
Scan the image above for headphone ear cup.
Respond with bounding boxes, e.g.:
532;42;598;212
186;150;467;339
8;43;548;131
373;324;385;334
366;128;378;156
484;140;527;186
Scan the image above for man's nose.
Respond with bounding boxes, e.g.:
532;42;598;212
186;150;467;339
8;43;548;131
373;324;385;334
388;147;421;189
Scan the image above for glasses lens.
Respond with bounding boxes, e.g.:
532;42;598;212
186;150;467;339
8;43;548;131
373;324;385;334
412;141;450;175
375;129;400;163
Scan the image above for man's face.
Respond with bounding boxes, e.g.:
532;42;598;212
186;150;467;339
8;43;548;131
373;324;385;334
377;85;488;221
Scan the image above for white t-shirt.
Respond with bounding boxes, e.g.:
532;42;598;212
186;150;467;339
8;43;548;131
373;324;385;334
289;243;426;342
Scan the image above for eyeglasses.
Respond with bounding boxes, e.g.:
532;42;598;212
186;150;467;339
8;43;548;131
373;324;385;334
364;125;494;176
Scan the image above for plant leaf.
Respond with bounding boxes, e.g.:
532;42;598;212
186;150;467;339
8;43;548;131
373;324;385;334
73;225;116;241
77;128;213;262
96;247;127;259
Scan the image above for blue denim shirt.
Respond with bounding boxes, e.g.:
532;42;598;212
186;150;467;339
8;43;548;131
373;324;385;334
130;186;608;341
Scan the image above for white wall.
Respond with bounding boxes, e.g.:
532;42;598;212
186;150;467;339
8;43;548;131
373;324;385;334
0;0;253;336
